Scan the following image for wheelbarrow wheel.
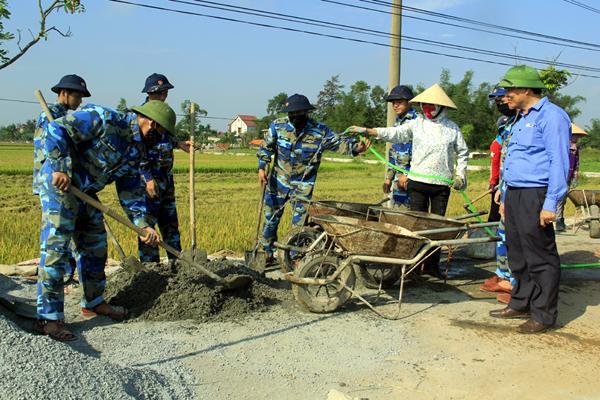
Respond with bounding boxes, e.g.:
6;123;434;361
356;263;400;289
278;226;326;273
590;205;600;238
292;254;355;313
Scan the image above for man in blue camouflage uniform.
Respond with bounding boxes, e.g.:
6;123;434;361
257;94;369;263
382;85;418;208
33;75;92;282
35;101;174;341
135;74;189;263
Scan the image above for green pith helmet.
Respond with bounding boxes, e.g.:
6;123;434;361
131;100;176;134
498;65;546;89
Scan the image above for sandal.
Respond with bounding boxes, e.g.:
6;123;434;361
33;320;77;342
82;301;128;320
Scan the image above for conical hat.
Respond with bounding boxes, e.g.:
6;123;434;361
571;123;587;136
409;83;457;109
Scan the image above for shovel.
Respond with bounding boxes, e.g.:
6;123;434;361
103;220;144;271
69;186;252;290
245;167;270;272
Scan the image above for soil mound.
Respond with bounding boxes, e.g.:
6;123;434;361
105;259;291;322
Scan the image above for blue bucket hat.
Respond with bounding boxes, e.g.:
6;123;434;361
385;85;414;102
51;74;91;97
142;73;175;94
281;94;316;113
488;87;506;98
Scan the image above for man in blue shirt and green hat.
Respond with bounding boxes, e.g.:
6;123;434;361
489;65;570;334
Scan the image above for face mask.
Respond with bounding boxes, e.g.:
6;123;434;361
289;114;308;129
496;102;513;117
422;104;442;120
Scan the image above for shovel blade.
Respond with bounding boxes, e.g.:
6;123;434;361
245;249;267;273
222;274;254;290
121;256;144;272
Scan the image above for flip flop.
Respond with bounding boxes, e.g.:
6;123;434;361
82;301;128;320
33;320;77;342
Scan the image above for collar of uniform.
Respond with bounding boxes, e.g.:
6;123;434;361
396;108;417;124
521;96;547;115
53;102;68;113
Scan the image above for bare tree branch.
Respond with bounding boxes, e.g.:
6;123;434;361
0;0;81;71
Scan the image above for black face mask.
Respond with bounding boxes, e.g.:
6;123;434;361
289;114;308;131
143;128;160;147
496;102;513;117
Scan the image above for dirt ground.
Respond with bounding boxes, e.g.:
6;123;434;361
1;228;599;400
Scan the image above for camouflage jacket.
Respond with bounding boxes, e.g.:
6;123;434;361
33;103;68;194
257;117;358;187
386;109;418;182
42;104;149;228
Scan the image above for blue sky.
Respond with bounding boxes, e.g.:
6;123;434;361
1;0;599;131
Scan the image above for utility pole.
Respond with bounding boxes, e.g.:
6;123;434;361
385;0;402;173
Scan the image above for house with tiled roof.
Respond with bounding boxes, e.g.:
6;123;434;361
228;114;258;136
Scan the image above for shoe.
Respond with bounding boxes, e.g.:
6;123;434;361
480;276;501;292
496;293;510;304
517;319;554;334
489;307;530;319
480;277;512;294
555;219;566;232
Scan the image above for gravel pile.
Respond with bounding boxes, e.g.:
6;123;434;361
105;259;291;322
0;315;194;400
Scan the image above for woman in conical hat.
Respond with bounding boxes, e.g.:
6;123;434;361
555;123;587;231
346;83;468;276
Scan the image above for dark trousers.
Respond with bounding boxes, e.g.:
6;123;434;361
488;189;501;222
505;187;561;325
407;180;451;269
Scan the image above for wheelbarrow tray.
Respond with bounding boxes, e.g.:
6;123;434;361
311;215;429;259
305;200;378;220
370;208;465;240
567;189;600;207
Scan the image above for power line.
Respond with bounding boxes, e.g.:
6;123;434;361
321;0;600;53
358;0;600;49
107;0;600;78
0;97;233;120
166;0;600;73
561;0;600;14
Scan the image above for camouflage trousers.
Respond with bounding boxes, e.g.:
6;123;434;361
138;180;181;263
260;180;312;256
495;218;515;285
37;175;107;321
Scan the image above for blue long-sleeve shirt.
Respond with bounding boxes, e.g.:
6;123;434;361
502;97;571;213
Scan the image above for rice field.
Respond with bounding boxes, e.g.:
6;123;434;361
0;143;598;264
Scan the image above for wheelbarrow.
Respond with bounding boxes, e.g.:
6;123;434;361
275;200;383;273
283;215;500;319
567;189;600;238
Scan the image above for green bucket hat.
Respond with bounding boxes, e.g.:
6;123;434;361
498;65;546;89
131;100;176;134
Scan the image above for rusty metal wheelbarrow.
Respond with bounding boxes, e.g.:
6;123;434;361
284;215;500;319
567;189;600;238
276;200;383;273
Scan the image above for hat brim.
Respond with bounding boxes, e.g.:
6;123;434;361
498;78;546;89
281;104;316;113
143;83;175;94
385;95;411;102
51;84;91;97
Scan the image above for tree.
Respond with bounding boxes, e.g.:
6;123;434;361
326;80;371;131
539;65;585;120
314;75;344;121
116;98;128;113
579;119;600;149
1;0;85;70
174;100;208;142
366;85;386;128
266;92;288;118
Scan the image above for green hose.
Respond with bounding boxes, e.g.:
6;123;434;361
360;137;495;236
560;263;600;269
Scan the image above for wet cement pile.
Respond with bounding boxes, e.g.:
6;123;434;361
105;259;292;322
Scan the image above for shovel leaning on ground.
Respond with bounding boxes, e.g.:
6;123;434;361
244;167;270;272
103;220;144;271
69;184;252;290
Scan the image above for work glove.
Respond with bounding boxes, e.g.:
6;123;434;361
344;126;367;135
452;176;466;191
